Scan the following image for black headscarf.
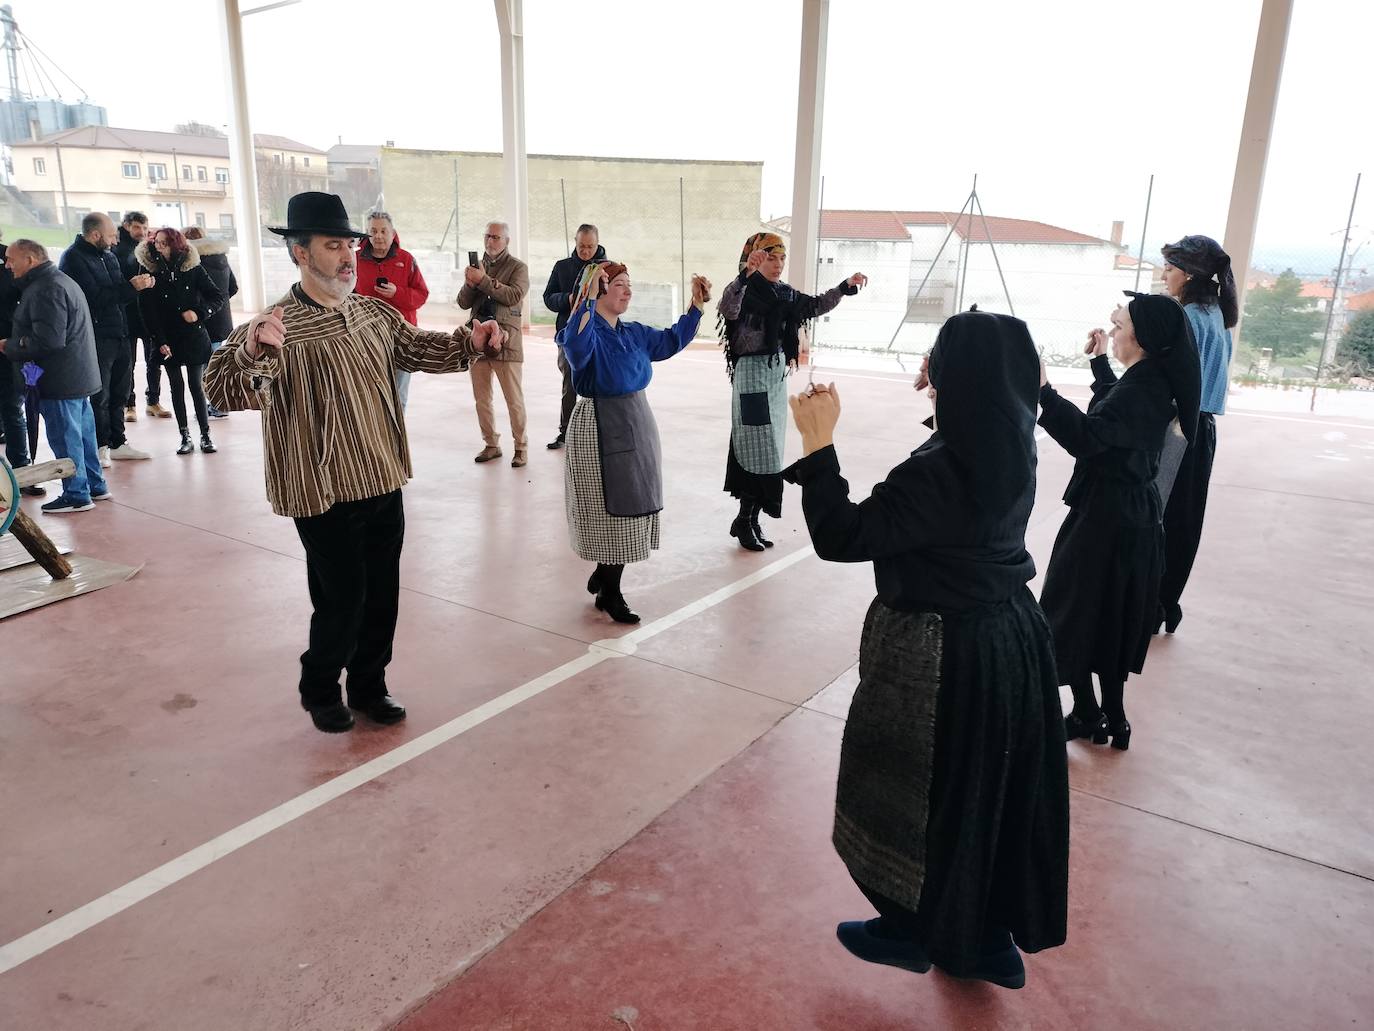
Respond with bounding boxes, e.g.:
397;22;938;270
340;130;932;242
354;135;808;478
1161;234;1239;328
926;309;1040;511
1124;292;1202;443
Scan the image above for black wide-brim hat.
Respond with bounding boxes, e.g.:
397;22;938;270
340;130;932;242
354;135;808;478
267;191;366;238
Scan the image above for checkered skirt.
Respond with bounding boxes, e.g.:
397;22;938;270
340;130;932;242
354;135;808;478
730;354;789;475
564;397;661;564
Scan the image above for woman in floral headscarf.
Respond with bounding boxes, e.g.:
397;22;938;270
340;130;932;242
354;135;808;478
717;232;866;551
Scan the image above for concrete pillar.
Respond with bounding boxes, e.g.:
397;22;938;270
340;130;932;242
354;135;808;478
789;0;829;295
494;0;530;325
1223;0;1295;341
217;0;266;312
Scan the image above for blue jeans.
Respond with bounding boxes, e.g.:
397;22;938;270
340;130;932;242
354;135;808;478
394;369;411;410
39;397;108;503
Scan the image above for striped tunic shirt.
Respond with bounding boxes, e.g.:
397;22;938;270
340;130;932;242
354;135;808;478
204;287;484;518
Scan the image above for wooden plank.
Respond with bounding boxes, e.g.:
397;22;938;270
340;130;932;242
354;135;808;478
6;509;73;580
14;459;75;488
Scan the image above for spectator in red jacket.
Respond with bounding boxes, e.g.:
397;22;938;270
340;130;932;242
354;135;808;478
355;211;430;408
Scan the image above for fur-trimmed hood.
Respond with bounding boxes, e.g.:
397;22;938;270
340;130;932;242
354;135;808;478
134;239;201;273
189;237;229;257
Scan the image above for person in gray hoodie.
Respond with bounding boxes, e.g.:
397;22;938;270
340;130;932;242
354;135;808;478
0;240;109;513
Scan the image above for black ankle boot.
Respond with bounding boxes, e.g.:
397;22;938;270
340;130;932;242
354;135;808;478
200;432;216;454
176;429;194;455
1106;717;1132;751
595;590;640;624
730;516;765;552
750;512;774;548
1163;603;1182;634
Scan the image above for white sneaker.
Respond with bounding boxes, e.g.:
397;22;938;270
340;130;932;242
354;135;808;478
110;443;152;461
99;445;112;468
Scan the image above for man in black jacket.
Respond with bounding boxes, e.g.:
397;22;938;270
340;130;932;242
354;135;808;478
0;237;44;495
542;223;606;449
115;211;169;419
0;240;109;513
60;213;154;464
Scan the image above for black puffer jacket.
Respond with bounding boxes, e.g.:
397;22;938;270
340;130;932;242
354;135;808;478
57;235;136;342
6;261;101;400
543;243;607;333
0;243;20;339
192;238;239;342
114;225;146;338
135;240;224;367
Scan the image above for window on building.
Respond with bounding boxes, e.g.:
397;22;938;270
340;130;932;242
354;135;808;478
197;166;208;182
33;157;46;174
303;157;310;167
121;161;140;178
215;167;229;184
273;153;282;165
219;213;235;229
148;163;168;181
182;164;192;180
108;211;121;221
195;212;207;228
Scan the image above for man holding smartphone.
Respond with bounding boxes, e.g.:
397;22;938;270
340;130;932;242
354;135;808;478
459;221;529;467
354;211;430;409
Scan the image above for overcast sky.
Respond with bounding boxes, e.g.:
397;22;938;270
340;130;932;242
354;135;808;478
17;0;1373;269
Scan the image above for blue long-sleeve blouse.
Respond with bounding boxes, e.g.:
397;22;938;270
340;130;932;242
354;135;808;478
1184;302;1232;415
557;300;702;397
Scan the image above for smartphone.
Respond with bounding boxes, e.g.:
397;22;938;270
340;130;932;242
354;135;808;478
376;276;389;287
468;250;480;268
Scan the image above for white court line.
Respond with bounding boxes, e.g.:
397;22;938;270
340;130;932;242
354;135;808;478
0;545;815;977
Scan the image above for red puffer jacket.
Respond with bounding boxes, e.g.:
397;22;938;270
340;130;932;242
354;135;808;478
354;232;429;325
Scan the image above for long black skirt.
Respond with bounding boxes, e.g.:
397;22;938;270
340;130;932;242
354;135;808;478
724;443;783;518
1040;507;1164;684
1160;412;1217;611
833;590;1069;971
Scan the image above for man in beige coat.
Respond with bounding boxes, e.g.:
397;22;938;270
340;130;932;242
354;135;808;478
459;221;530;467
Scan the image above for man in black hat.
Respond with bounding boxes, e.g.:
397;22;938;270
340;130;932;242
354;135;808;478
206;192;506;734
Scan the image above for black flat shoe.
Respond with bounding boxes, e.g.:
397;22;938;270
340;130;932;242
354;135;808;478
750;520;774;548
730;516;765;552
349;695;407;725
939;944;1026;990
1065;712;1109;744
309;703;355;733
595;591;641;624
1107;717;1131;751
835;920;932;974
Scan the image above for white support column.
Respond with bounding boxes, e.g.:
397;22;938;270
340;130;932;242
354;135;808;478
1223;0;1294;341
494;0;530;325
790;0;829;295
217;0;266;312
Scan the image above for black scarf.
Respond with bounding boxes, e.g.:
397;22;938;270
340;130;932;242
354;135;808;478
926;310;1040;511
1125;292;1202;443
719;272;804;380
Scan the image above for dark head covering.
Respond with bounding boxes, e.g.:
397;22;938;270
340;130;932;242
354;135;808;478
267;192;366;239
1161;234;1238;328
926;309;1041;511
738;232;786;273
1123;291;1202;443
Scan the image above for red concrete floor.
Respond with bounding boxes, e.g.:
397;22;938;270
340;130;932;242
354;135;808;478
2;328;1372;1030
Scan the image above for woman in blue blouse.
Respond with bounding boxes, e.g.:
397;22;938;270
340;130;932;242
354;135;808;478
558;262;711;624
1157;235;1237;634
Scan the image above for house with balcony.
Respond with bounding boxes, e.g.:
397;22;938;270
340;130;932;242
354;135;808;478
9;125;326;236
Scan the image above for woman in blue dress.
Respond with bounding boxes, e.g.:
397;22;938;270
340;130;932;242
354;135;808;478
558;262;711;624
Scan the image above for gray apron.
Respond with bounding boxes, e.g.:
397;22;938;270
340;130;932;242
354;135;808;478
1155;417;1187;507
594;391;663;517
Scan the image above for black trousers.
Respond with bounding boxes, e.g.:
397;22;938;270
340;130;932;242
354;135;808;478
292;490;405;710
0;356;30;468
1159;412;1217;611
557;348;577;436
93;337;132;450
164;362;209;434
127;335;164;405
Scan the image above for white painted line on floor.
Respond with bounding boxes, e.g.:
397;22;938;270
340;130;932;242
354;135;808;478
0;545;815;977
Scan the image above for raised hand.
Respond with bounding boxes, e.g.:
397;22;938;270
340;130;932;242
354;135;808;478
245;305;287;359
745;250;766;274
789;382;842;456
846;272;868;290
1085;328;1108;356
913;352;931;392
690;274;712;307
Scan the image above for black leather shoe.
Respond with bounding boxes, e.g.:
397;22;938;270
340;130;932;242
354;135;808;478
1106;717;1132;751
1064;712;1109;744
938;944;1026;990
595;591;641;624
349;695;408;725
200;432;216;454
309;703;355;733
547;434;565;450
751;519;774;548
176;430;194;455
730;516;765;552
835;920;932;974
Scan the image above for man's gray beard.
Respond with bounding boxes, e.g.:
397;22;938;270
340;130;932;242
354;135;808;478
306;257;355;301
